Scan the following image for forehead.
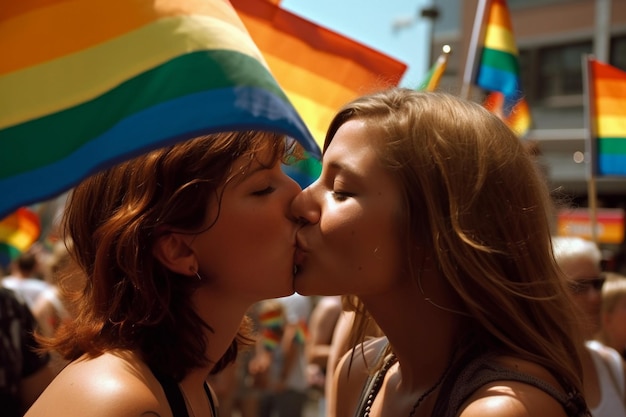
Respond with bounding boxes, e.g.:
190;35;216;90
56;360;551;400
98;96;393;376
324;120;382;168
232;138;282;170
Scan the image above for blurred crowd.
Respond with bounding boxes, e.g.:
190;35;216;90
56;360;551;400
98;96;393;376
2;234;626;416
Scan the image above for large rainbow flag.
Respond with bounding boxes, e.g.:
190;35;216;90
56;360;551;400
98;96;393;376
0;207;40;269
473;0;531;136
0;0;321;219
231;0;407;150
587;58;626;177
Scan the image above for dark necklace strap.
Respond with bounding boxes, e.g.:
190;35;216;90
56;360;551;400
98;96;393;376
408;357;452;417
360;354;453;417
360;354;398;417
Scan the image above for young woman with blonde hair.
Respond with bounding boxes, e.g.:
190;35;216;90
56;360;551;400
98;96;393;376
292;89;590;417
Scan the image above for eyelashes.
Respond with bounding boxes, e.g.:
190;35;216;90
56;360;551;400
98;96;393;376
331;191;354;201
252;186;276;196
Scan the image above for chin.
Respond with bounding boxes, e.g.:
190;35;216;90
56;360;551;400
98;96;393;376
276;275;296;297
294;275;337;297
293;275;311;295
258;285;295;301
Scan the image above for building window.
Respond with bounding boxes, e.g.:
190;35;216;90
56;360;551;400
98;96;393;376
610;35;626;71
518;49;534;101
537;41;592;99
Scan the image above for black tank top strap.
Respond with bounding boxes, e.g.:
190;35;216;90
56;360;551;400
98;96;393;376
205;381;219;417
150;369;219;417
354;339;393;417
152;371;189;417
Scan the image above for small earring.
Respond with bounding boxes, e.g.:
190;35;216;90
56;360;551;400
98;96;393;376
190;266;202;281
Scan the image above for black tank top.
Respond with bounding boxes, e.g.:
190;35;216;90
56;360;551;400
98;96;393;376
355;352;590;417
152;371;218;417
431;354;590;417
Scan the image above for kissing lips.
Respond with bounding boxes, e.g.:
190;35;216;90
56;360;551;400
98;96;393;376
293;247;306;274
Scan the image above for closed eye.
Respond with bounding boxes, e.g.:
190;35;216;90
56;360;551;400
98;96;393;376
331;191;354;201
252;186;276;196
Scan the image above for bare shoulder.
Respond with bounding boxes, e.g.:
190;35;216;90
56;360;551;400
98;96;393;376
332;336;389;417
459;356;569;417
459;382;568;417
337;336;389;378
25;351;169;417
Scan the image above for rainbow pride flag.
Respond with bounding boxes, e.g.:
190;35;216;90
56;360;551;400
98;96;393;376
259;308;285;329
262;327;282;351
232;0;407;149
294;319;309;344
0;207;40;269
587;58;626;177
475;0;531;131
0;0;320;218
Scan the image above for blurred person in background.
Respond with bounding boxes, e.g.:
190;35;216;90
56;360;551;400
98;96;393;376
2;249;52;312
305;295;342;417
0;287;55;416
255;294;312;417
596;272;626;359
554;236;626;417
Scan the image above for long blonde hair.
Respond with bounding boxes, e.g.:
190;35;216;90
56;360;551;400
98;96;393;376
327;89;584;392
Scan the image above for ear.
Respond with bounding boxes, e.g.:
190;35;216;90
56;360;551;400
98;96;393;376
152;232;197;276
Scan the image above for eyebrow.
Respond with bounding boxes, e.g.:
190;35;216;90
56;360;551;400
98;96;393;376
326;160;359;175
226;160;272;189
324;160;365;185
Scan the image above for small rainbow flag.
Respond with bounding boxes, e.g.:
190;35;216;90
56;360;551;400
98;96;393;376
587;58;626;177
259;308;285;329
262;327;282;351
417;47;450;92
0;207;40;269
474;0;531;133
294;319;309;344
483;91;531;137
0;0;320;218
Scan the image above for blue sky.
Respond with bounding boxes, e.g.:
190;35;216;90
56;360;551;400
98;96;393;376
281;0;432;88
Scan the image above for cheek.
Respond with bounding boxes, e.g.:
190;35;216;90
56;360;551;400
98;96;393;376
320;209;401;272
231;215;287;258
320;209;378;252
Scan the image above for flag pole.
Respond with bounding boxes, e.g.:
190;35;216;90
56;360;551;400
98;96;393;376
584;0;611;244
461;0;489;100
418;45;451;91
583;54;599;244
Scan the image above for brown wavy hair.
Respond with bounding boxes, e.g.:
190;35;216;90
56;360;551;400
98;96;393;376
330;89;585;394
43;131;298;381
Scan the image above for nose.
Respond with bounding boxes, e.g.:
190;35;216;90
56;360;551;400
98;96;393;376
284;172;302;197
291;183;321;226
